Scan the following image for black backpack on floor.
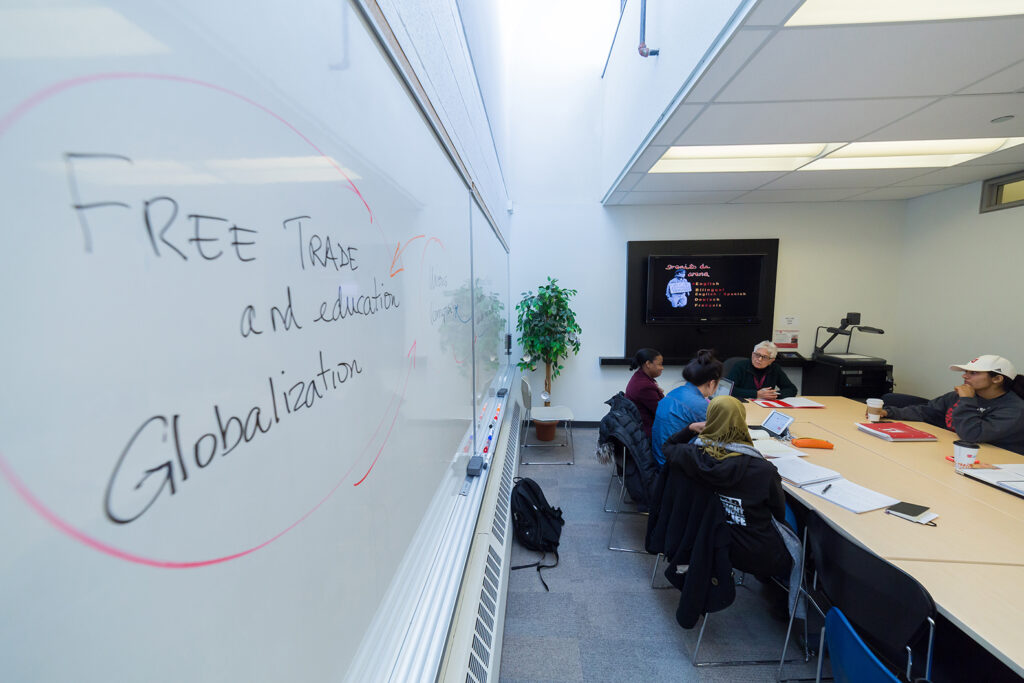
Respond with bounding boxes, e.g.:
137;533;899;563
510;477;565;590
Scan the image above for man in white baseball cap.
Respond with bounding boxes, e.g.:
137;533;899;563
878;354;1024;455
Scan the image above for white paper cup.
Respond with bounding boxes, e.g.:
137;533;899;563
953;440;979;473
866;398;884;423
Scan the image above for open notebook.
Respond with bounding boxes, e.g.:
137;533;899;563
772;457;898;513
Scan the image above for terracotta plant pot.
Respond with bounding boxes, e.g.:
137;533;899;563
534;420;557;441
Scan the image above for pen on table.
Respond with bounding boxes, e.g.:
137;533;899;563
822;483;833;494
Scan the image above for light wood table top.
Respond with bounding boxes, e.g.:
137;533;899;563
744;396;1024;673
745;396;1024;520
891;560;1024;678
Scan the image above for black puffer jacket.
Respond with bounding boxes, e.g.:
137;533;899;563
598;393;661;509
645;458;734;628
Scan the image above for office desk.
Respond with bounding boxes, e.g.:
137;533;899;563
744;397;1024;675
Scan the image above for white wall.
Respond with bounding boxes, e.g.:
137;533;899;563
890;182;1024;398
600;0;753;193
511;201;906;421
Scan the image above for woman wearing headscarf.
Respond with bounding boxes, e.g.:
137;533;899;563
662;395;791;577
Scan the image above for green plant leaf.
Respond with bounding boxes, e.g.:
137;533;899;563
515;277;582;383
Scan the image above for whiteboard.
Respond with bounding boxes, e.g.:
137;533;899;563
0;1;508;680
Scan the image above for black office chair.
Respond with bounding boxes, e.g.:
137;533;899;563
721;356;745;380
780;509;936;682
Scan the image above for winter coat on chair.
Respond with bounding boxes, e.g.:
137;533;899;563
598;392;661;510
645;456;735;629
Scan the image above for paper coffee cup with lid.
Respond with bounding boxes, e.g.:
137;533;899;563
866;398;884;422
953;440;979;472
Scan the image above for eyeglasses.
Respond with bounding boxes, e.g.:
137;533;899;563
752;352;773;361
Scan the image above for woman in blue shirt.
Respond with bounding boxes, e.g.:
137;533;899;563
652;349;723;466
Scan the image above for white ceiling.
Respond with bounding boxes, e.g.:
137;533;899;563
606;0;1024;205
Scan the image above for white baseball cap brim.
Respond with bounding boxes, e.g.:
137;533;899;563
949;354;1017;378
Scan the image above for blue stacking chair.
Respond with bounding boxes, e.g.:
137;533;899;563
817;607;900;683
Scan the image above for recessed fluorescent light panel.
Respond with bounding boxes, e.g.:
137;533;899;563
649;143;837;173
786;0;1024;26
650;138;1024;173
801;138;1024;170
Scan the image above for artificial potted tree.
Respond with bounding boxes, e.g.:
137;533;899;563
516;277;582;440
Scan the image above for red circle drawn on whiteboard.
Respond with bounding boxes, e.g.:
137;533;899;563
0;73;393;568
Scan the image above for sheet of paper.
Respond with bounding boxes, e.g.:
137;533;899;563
748;428;771;440
772;456;840;486
779;397;825;408
803;478;899;514
752;397;825;409
755;439;807;458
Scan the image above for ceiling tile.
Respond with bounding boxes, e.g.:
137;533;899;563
617;172;645;191
650;105;704;146
865;93;1024;141
761;167;929;190
717;17;1024;102
620;190;748;204
894;163;1024;186
960;58;1024;95
632;170;786;192
687;29;773;103
743;0;803;27
732;188;866;203
846;186;956;201
629;145;669;174
675;98;936;146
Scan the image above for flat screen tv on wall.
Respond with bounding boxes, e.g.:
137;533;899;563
621;239;778;363
645;253;765;324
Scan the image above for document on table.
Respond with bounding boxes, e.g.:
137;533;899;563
963;464;1024;498
772;456;839;486
755;439;807;458
751;397;826;409
802;478;899;513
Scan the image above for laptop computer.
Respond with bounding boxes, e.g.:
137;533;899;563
712;377;734;397
962;464;1024;500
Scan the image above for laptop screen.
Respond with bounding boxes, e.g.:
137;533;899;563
712;377;734;398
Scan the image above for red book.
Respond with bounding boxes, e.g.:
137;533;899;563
856;422;937;442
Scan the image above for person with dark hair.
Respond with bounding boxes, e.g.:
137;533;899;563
726;340;798;401
651;349;722;466
625;348;664;437
879;355;1024;455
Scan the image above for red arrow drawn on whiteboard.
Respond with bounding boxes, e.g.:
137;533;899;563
353;341;417;486
389;234;425;277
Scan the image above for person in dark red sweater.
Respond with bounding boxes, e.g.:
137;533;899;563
625;348;664;438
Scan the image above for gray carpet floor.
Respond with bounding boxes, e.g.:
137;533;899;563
498;426;824;682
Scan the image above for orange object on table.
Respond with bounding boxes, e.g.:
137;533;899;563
791;437;834;449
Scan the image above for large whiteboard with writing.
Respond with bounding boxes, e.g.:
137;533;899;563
0;2;509;680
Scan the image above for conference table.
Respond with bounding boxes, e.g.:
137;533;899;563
743;396;1024;677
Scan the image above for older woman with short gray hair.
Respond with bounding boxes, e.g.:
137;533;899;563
725;340;798;401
